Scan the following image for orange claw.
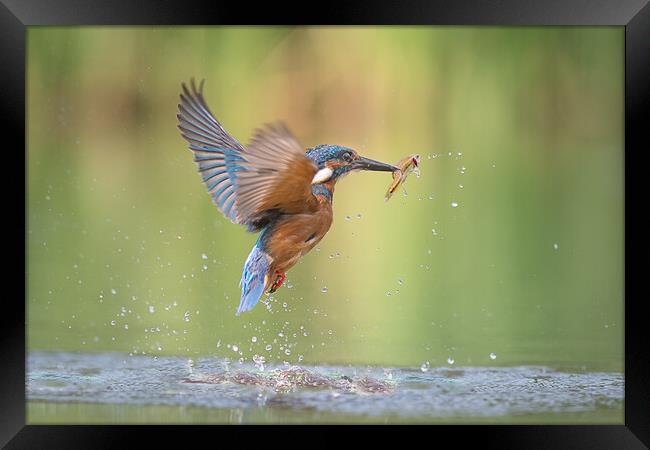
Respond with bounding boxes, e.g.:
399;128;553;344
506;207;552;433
269;271;286;293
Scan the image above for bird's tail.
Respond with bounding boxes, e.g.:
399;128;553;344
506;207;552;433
237;244;271;315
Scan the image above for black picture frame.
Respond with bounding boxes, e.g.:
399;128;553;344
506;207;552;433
4;0;648;447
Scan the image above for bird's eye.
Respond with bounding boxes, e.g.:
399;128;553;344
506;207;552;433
342;152;353;162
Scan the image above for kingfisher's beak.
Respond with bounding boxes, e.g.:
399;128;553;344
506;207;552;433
352;156;398;172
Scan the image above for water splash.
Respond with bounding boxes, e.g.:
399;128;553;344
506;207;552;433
27;352;623;422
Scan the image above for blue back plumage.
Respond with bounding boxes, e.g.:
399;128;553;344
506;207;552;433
237;236;271;315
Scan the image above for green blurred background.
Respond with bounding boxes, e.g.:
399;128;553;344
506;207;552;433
27;26;623;371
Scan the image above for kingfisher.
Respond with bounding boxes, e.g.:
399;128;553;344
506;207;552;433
177;79;398;315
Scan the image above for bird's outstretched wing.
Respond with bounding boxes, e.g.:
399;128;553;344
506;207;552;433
237;123;319;222
177;80;319;230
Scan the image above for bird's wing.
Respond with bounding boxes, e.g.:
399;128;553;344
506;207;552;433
236;123;319;222
177;80;318;228
177;79;248;224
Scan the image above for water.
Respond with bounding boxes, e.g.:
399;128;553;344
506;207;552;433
27;351;623;424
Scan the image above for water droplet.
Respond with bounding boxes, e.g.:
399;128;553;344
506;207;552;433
386;291;392;297
124;324;129;330
397;278;404;285
251;336;257;343
232;345;239;352
183;311;190;322
447;356;455;365
420;361;430;372
110;320;116;326
148;305;155;314
431;228;438;235
253;354;265;369
553;243;559;250
286;281;294;289
201;253;208;260
265;344;272;351
321;286;328;293
284;348;291;355
490;352;497;360
345;215;351;221
111;288;117;295
451;201;459;208
356;213;362;219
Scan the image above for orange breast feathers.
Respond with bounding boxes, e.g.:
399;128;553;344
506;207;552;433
265;205;333;274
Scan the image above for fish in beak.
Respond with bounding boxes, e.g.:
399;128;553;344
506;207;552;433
384;154;421;201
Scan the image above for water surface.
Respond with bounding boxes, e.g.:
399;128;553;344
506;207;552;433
27;351;623;424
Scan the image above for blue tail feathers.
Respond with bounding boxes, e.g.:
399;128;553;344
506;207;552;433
237;245;270;315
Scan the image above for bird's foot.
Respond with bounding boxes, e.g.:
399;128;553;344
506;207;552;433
269;271;286;293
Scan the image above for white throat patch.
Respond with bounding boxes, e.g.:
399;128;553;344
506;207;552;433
311;167;333;184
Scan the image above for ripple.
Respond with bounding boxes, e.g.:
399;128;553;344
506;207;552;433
27;351;623;420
